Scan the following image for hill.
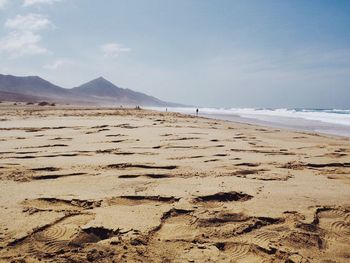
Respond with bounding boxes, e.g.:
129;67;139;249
0;74;70;98
0;74;180;107
71;77;176;106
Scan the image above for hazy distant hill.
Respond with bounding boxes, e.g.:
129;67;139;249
71;77;177;106
0;74;70;98
0;74;181;107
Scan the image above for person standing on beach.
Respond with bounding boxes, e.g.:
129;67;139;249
196;108;199;116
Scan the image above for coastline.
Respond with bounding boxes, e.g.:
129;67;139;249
0;106;349;262
148;107;350;138
200;113;350;138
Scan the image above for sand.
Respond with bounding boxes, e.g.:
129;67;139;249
0;104;349;262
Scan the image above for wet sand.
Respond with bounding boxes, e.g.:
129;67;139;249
0;105;350;262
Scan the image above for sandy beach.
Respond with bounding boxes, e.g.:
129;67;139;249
0;105;349;262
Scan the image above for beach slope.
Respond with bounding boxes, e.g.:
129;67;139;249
0;105;349;262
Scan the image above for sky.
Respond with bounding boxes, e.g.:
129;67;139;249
0;0;350;108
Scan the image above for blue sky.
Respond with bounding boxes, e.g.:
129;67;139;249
0;0;350;108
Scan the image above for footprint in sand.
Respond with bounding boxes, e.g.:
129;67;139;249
250;230;280;248
26;214;94;255
217;242;251;259
318;208;350;243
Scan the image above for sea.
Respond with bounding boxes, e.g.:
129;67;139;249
148;107;350;137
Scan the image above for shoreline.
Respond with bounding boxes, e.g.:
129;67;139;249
200;113;350;139
1;103;349;139
2;101;349;137
148;106;350;138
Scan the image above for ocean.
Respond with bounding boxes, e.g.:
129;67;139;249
149;107;350;137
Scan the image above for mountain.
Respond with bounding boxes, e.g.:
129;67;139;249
71;77;177;106
0;74;70;98
0;74;181;107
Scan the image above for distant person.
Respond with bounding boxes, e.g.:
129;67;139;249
166;108;168;112
196;108;199;116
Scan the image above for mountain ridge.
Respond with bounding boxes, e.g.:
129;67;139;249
71;77;174;106
0;74;182;107
0;74;70;98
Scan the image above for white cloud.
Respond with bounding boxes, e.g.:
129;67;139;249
0;31;48;58
100;43;130;58
44;58;75;70
23;0;61;7
0;13;53;58
0;0;8;9
5;14;52;31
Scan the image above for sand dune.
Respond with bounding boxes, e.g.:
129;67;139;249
0;105;350;262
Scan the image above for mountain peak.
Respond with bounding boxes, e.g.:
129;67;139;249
95;76;107;81
71;76;123;97
0;73;70;97
87;76;116;86
0;73;181;107
71;77;172;106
